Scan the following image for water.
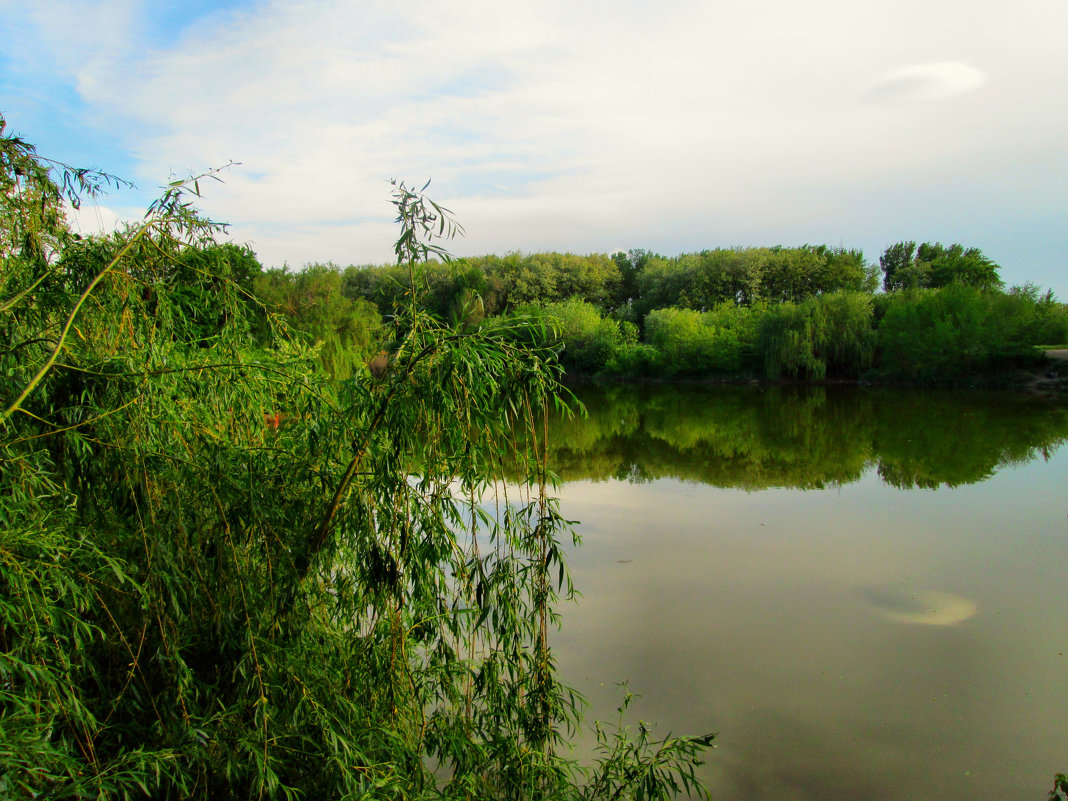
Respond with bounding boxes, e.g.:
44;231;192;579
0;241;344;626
546;384;1068;800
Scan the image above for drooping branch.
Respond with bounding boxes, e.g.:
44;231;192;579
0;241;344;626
303;338;452;576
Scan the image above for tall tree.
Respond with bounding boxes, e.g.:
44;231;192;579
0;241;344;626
881;241;1003;292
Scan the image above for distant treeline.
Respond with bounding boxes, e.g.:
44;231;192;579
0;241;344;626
245;242;1067;383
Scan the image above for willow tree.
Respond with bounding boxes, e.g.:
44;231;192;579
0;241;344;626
0;118;712;800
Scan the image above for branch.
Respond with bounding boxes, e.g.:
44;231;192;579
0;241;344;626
302;338;454;577
2;223;153;424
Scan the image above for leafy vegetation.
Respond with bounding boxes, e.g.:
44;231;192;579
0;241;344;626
879;240;1004;292
254;263;383;378
758;292;875;381
877;283;1065;381
332;240;1065;384
1051;773;1068;801
1;117;715;799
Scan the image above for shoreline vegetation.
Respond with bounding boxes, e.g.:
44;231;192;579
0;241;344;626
1;122;716;799
2;109;1064;799
253;247;1068;392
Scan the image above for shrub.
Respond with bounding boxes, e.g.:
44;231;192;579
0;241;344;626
876;284;1055;381
515;298;631;374
643;306;755;376
757;291;875;380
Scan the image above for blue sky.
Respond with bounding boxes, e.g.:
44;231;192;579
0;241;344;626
2;0;1065;297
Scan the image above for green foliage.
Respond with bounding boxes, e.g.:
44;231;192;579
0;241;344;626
631;246;875;322
280;237;1064;386
758;292;875;381
518;253;621;311
1050;773;1068;801
880;241;1003;292
0;124;713;800
610;249;657;314
759;245;876;303
255;263;382;378
631;250;761;322
503;299;633;375
0;113;131;271
603;342;661;378
1006;283;1068;346
544;299;631;374
643;307;748;376
876;284;1051;381
581;690;715;801
346;252;623;321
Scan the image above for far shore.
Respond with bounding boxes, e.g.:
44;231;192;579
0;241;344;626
562;347;1068;394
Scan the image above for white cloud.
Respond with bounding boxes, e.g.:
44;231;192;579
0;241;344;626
65;200;140;237
6;0;1068;294
863;61;987;103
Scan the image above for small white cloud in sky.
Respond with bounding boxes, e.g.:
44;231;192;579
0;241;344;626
65;200;131;237
864;61;987;103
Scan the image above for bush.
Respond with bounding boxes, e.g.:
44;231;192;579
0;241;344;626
515;298;631;374
757;291;875;380
639;302;767;377
876;284;1055;381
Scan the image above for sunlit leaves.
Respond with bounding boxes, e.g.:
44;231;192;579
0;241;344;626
1;122;714;800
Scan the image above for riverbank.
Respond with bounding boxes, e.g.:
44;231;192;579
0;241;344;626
1025;348;1068;394
562;347;1068;395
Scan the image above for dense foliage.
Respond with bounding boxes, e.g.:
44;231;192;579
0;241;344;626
334;243;1066;384
877;283;1065;381
254;263;383;378
1;119;715;800
879;241;1004;292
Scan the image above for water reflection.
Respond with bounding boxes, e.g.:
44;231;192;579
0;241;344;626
855;586;978;626
543;384;1068;489
547;385;1068;801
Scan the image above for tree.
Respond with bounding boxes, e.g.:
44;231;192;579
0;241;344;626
880;241;1003;292
1;121;714;800
919;242;1003;290
880;241;917;292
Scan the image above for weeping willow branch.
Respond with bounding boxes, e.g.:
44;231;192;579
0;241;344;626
2;228;147;424
0;267;58;314
304;336;461;574
2;167;233;425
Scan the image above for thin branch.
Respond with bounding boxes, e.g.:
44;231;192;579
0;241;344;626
2;222;154;424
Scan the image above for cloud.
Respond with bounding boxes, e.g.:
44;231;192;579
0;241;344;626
863;61;987;103
5;0;1068;297
65;200;142;237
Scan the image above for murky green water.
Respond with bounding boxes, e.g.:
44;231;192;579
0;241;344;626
548;384;1068;800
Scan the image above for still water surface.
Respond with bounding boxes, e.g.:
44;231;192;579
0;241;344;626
547;384;1068;800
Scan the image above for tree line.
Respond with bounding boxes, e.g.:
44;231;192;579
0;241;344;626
248;241;1066;384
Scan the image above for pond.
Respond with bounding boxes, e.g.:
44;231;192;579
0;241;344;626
545;383;1068;800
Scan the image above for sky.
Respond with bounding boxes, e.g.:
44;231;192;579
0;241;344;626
1;0;1065;297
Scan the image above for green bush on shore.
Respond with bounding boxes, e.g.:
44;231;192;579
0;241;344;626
494;285;1065;384
877;283;1064;381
